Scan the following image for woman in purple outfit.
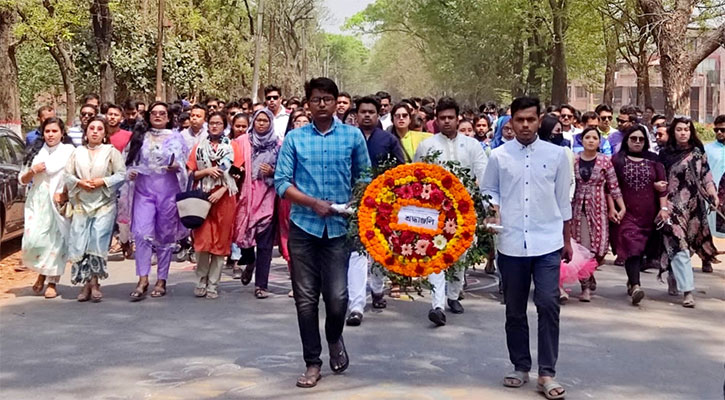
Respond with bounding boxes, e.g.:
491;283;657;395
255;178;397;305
126;102;189;300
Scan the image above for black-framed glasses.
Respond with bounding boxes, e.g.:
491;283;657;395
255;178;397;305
616;118;629;124
629;136;645;143
80;112;95;117
600;115;613;121
309;96;336;105
714;128;725;134
560;114;573;120
266;95;280;101
394;113;410;119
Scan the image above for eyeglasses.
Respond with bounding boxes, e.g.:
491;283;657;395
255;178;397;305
309;96;336;105
560;114;573;120
394;113;410;119
599;115;613;121
616;118;629;124
80;112;95;117
266;95;280;101
629;136;645;143
208;121;224;126
715;128;725;134
150;111;168;117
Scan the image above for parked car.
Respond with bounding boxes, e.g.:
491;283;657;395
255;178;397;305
0;128;26;252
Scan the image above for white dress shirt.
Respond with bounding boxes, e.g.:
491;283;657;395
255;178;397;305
380;113;392;130
413;132;488;184
481;137;572;257
271;108;290;141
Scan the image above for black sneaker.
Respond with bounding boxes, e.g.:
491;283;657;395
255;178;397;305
346;311;363;326
631;287;645;305
447;299;464;314
428;308;446;326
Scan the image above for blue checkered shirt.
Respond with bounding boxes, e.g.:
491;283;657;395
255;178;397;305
274;119;371;238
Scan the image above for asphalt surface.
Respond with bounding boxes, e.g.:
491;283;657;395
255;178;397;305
1;253;724;400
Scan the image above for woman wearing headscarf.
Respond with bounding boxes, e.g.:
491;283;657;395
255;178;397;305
65;116;126;302
126;102;189;300
658;117;719;308
490;115;512;149
187;111;244;299
20;117;75;299
233;108;281;299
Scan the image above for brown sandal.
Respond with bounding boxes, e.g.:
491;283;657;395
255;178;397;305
150;280;166;298
77;283;92;302
44;284;58;299
32;275;45;295
91;283;103;302
296;366;322;388
130;281;149;301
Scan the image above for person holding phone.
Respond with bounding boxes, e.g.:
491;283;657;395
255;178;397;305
187;111;244;299
126;102;189;300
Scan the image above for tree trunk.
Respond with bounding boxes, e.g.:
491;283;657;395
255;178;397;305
638;0;725;119
49;43;76;127
511;31;525;98
526;28;544;98
634;60;652;108
92;0;115;103
0;9;21;135
602;49;615;105
549;0;568;105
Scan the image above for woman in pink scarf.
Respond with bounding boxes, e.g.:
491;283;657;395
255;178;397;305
233;108;281;299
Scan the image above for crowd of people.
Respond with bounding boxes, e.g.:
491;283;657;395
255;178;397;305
18;77;725;398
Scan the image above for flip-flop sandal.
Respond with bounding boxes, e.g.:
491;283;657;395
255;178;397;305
329;337;349;374
537;380;566;399
130;283;149;301
194;287;207;297
503;371;529;388
254;288;269;299
32;280;45;295
296;370;322;388
150;285;166;298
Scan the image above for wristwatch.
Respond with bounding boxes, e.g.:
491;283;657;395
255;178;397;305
661;207;669;211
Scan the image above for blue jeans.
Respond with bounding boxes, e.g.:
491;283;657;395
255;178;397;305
498;250;561;377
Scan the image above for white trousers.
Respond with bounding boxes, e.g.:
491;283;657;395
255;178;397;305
347;251;385;314
429;268;465;310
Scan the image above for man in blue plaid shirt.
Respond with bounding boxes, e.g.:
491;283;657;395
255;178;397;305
274;77;371;388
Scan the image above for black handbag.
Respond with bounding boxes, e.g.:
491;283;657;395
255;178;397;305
175;172;211;229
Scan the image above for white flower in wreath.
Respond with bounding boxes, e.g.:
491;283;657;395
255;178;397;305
421;183;432;199
433;234;448;250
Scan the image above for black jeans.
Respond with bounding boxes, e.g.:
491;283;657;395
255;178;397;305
498;250;561;377
288;223;350;368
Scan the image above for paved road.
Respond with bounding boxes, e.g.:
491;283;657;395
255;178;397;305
1;253;723;400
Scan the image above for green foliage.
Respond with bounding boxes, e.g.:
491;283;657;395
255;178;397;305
695;121;715;142
17;43;62;129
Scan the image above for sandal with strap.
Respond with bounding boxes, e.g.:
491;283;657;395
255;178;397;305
91;283;103;302
150;280;167;298
130;282;149;301
682;292;696;308
254;288;269;299
503;371;529;388
32;276;46;295
295;367;322;388
77;283;92;302
537;379;566;399
329;337;349;374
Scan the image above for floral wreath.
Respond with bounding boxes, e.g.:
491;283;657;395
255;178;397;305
358;163;477;277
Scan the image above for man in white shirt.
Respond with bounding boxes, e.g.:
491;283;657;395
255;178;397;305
180;104;208;151
376;91;393;130
414;96;488;327
68;103;98;147
481;96;571;399
558;104;580;145
264;85;289;140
